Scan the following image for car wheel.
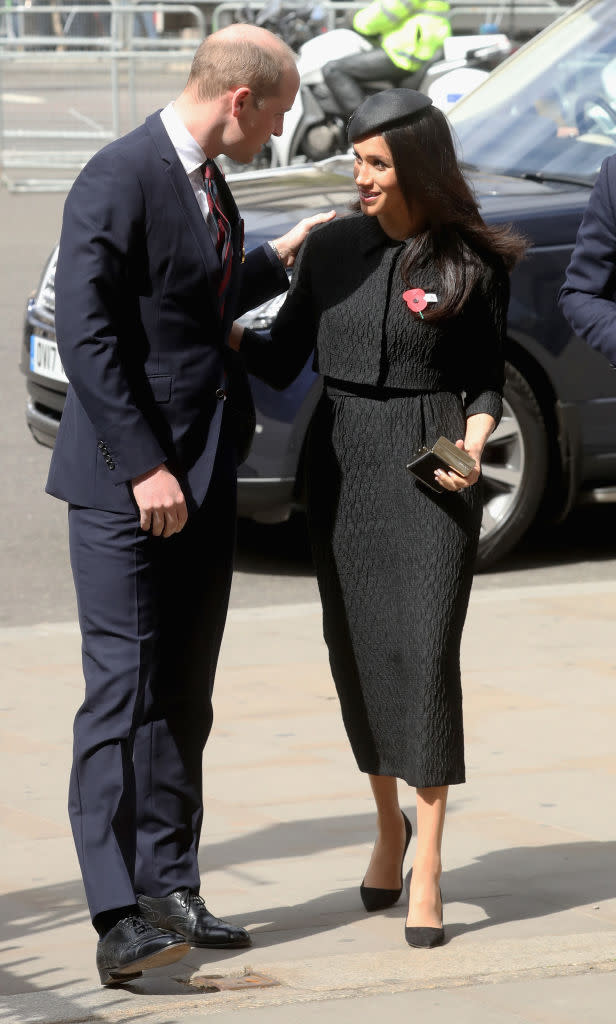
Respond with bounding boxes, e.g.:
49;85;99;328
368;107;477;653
475;362;549;571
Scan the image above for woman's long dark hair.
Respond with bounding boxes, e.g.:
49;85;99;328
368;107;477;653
362;105;527;322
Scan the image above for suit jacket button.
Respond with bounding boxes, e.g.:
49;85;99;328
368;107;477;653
216;387;227;401
97;440;105;450
108;461;115;470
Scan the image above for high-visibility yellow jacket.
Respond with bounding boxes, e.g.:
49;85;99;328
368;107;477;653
353;0;451;72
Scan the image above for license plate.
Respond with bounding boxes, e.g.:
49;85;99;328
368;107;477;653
30;335;68;383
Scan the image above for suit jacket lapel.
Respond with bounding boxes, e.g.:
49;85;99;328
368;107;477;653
146;112;244;337
146;112;222;318
223;216;244;338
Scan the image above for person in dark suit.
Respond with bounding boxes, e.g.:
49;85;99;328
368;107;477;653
46;24;334;986
559;154;616;365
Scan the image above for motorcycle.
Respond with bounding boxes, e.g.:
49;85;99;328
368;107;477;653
217;0;331;172
234;0;327;53
266;29;512;166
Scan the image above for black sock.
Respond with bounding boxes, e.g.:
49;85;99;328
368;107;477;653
93;904;140;938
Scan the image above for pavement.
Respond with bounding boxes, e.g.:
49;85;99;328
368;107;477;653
1;577;615;1023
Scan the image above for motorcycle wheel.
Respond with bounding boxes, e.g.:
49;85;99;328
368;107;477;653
302;121;347;163
219;144;274;176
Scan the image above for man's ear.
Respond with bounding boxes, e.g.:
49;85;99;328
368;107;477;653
230;87;253;119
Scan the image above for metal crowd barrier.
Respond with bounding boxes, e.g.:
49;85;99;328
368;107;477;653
0;2;205;47
0;3;205;190
0;0;572;191
209;0;572;35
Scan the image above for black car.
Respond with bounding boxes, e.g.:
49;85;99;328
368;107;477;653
21;0;616;568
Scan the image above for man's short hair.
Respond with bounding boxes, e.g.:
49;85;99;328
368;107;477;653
188;36;295;104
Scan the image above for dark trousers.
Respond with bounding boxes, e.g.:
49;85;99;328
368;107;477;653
322;50;412;118
67;434;237;921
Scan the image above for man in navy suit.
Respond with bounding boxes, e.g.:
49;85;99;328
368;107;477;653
559;153;616;365
46;23;333;985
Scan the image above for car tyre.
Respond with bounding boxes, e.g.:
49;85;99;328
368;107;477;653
475;362;549;571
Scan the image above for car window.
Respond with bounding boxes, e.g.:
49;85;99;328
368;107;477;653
450;0;616;184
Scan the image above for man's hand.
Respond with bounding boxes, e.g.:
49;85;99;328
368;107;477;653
131;463;188;537
271;210;336;268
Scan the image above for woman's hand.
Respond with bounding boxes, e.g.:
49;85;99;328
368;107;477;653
228;322;245;352
434;413;495;492
434;439;481;492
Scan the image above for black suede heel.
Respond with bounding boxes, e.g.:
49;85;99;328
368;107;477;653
404;868;444;948
360;811;413;912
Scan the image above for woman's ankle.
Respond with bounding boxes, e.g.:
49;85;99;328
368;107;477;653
411;854;442;879
376;807;405;838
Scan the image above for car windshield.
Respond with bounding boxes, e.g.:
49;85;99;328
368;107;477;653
449;0;616;185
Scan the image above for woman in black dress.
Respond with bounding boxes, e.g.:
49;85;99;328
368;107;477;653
234;90;525;947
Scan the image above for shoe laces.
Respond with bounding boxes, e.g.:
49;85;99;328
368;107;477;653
120;914;150;935
178;888;206;909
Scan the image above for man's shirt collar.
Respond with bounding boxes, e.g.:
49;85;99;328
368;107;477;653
160;101;206;175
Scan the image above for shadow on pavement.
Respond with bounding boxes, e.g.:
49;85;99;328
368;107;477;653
235;513;313;577
478;503;616;577
195;827;616;954
2;825;615;1002
234;504;616;580
441;839;616;938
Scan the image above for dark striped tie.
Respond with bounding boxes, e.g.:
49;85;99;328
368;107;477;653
203;159;233;316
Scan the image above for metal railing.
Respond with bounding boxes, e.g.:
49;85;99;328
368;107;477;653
0;1;205;46
209;0;572;34
0;3;205;190
1;0;574;191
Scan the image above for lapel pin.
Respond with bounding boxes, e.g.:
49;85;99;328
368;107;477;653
403;289;438;319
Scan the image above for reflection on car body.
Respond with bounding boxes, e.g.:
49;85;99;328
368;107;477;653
20;0;616;567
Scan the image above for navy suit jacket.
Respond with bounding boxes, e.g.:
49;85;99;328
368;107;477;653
46;111;288;513
558;154;616;366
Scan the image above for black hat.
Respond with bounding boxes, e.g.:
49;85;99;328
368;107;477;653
347;89;433;143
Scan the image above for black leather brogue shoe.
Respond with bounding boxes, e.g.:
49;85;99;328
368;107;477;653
137;889;252;948
96;914;190;986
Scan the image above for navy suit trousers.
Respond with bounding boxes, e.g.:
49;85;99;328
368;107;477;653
67;431;237;920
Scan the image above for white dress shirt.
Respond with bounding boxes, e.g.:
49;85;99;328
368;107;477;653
160;101;219;249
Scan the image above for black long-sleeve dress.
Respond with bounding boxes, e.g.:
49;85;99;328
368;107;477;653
242;214;508;787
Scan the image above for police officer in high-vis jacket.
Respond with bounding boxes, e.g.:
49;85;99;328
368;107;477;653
323;0;451;118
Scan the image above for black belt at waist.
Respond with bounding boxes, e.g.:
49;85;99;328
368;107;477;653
324;377;444;400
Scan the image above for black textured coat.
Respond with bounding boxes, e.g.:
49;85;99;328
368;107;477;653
242;213;507;421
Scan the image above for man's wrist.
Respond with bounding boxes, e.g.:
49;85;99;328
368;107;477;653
267;239;287;266
131;462;167;487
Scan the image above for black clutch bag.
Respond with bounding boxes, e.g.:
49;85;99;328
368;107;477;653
406;436;476;493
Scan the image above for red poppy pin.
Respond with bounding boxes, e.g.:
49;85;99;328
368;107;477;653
403;288;428;319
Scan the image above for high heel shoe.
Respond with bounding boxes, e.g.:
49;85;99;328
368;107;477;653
404;868;444;948
360;811;413;912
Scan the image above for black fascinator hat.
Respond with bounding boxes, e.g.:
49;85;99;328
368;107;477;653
347;89;433;143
